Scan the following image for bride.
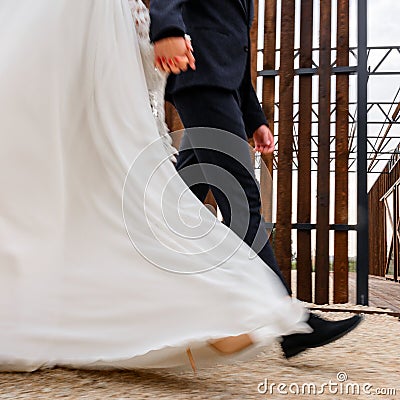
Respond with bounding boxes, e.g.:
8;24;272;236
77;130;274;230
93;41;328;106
0;0;315;372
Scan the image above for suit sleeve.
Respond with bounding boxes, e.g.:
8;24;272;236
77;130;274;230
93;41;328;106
150;0;189;42
242;84;269;138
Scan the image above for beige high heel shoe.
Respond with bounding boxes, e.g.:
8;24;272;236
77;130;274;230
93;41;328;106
186;333;254;374
186;348;197;374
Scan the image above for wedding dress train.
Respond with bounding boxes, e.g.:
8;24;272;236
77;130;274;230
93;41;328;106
0;0;309;372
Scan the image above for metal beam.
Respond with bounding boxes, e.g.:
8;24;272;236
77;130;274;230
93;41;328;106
259;66;357;77
357;0;369;305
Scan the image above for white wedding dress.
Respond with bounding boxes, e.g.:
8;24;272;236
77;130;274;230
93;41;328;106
0;0;309;372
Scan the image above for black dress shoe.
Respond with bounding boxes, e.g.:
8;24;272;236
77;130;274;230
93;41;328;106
281;312;363;359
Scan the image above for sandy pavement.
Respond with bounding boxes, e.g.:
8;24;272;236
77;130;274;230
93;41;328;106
1;309;399;400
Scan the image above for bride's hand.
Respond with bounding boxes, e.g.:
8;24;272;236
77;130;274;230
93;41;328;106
154;37;195;74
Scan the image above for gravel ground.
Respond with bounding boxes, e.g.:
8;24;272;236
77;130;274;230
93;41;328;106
1;309;399;400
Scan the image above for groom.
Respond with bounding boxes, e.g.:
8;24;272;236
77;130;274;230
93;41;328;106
150;0;362;358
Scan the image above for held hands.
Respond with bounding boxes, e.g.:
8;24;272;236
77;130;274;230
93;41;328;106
253;125;275;154
154;37;196;74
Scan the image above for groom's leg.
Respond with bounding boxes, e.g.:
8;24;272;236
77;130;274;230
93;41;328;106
173;87;291;294
175;136;210;203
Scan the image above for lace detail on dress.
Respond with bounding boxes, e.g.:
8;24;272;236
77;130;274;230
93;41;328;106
129;0;178;162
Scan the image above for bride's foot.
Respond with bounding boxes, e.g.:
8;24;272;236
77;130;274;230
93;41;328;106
186;334;254;373
208;333;254;354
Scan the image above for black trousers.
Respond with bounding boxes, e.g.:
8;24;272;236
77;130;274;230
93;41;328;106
172;87;291;295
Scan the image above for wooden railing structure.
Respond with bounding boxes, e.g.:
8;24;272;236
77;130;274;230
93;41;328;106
251;0;355;304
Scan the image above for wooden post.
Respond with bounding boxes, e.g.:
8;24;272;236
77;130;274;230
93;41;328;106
334;0;350;303
250;0;259;87
315;0;332;304
275;0;296;288
261;0;277;225
297;0;313;302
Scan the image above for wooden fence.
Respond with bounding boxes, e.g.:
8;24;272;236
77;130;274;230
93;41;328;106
163;0;353;304
368;150;400;281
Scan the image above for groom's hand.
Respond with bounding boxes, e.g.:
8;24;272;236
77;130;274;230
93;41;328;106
154;37;195;74
253;125;275;154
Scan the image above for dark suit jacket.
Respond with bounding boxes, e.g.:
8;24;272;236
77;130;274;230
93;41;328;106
149;0;268;137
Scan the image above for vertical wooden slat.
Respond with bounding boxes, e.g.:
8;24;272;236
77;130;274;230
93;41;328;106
165;103;184;147
334;0;350;303
382;185;387;277
372;172;383;277
296;0;313;302
250;0;274;229
315;0;332;304
394;186;399;281
384;185;388;276
369;181;386;277
261;0;277;224
275;0;296;288
204;191;218;215
382;176;388;277
250;0;259;87
368;186;374;275
262;0;277;134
